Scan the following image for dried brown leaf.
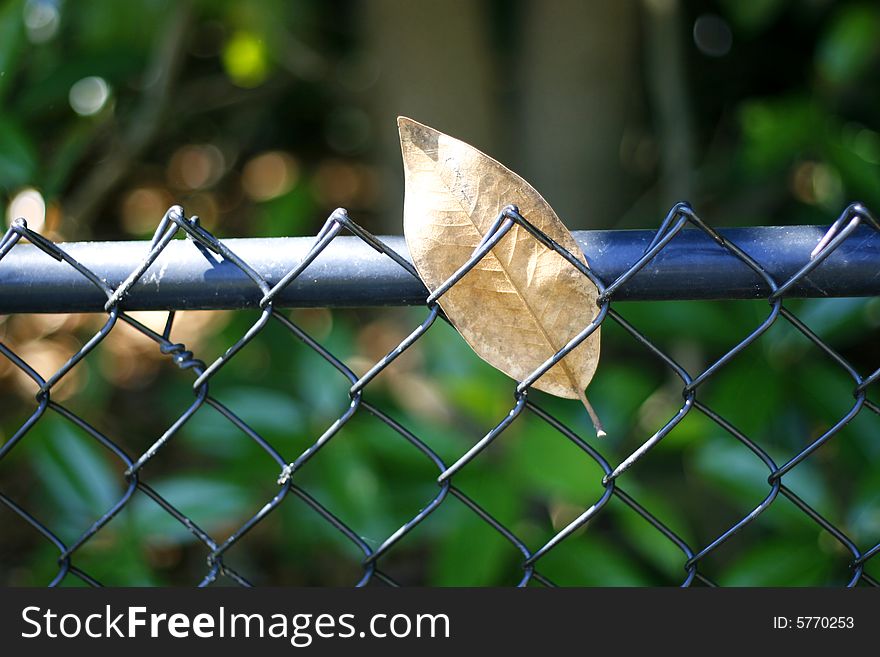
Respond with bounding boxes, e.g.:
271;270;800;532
398;117;604;434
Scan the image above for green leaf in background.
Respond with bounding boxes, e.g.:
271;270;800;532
847;462;880;545
688;436;833;524
257;186;315;236
15;51;141;119
816;4;880;85
720;542;831;586
184;386;304;458
292;412;442;549
428;491;523;586
768;298;869;356
826;138;880;210
423;320;514;423
43;121;100;198
505;412;607;503
26;417;123;538
739;97;823;173
585;362;660;442
67;0;171;52
0;115;38;190
0;0;25;103
608;483;695;581
720;0;786;35
130;476;256;545
539;534;651;586
701;355;783;439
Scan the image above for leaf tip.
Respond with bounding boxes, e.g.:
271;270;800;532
397;116;439;150
397;115;417;137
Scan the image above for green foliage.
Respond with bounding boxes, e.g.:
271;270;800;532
0;115;37;191
816;4;880;85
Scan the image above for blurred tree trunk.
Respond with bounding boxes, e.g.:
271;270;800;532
517;0;640;230
361;1;644;232
361;1;497;232
642;0;694;210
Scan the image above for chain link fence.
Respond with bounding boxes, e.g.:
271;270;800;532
1;201;878;587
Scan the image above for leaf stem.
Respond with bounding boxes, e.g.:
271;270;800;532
577;389;606;438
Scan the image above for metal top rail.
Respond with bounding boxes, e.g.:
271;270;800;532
1;224;879;313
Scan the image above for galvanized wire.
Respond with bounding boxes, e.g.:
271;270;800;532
0;201;878;587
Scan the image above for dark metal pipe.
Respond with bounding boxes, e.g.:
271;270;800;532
0;225;878;313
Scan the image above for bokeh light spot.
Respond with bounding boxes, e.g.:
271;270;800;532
122;186;174;235
241;151;299;201
167;144;226;190
853;128;880;164
693;14;732;57
183;192;219;230
312;160;377;208
222;31;269;87
790;161;842;207
69;76;111;116
7;187;46;231
24;0;60;44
